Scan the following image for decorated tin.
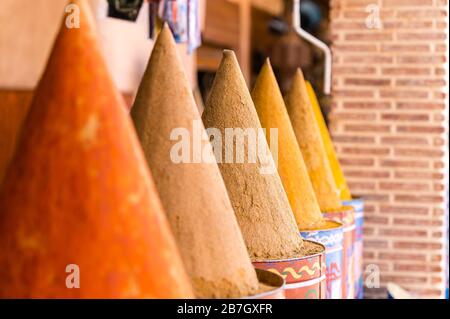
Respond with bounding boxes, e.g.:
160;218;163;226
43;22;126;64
323;205;356;299
343;197;364;299
253;240;326;299
300;221;344;299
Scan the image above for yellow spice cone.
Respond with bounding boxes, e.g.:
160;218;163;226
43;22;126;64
306;81;352;201
252;60;323;230
285;69;342;212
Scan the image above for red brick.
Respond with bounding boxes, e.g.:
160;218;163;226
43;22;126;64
365;216;390;225
332;135;376;144
340;157;375;166
382;67;431;76
380;90;429;99
382;21;433;29
333;44;377;52
393;264;442;272
332;89;375;98
397;55;447;64
397;32;447;41
348;181;376;190
330;112;377;121
379;205;429;216
393;241;443;250
379;182;429;191
381;44;430;52
333;66;377;75
343;56;394;64
381;113;429;121
394;194;444;203
397;9;447;18
397;125;445;134
379;228;427;237
394;171;444;180
342;147;390;155
345;33;393;41
345;170;390;178
365;239;389;249
383;0;432;6
345;124;391;133
380;159;429;168
379;252;427;262
380;136;429;145
396;78;446;87
357;193;390;201
393;218;442;227
394;148;444;158
345;78;391;86
330;0;448;299
383;275;427;285
397;102;445;110
343;101;391;110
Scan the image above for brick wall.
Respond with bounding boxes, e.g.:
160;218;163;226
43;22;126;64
329;0;449;298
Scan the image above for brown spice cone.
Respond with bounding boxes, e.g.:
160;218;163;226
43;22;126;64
131;25;259;298
252;60;324;230
202;50;304;261
0;0;193;299
285;69;342;212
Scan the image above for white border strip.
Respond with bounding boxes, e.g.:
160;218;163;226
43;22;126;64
285;275;326;289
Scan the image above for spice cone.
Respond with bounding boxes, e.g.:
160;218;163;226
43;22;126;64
131;25;259;298
0;0;193;299
285;69;342;212
202;50;305;261
252;60;323;230
306;81;352;201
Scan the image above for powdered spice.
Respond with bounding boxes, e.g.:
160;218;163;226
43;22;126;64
202;50;305;261
252;60;324;230
131;26;259;298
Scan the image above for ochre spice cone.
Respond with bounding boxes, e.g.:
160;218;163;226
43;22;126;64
202;50;305;261
131;25;259;298
285;69;342;212
252;60;323;230
0;0;193;299
306;81;352;201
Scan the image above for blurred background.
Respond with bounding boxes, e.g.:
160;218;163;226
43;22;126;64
0;0;448;299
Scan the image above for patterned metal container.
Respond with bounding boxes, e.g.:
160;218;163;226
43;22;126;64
343;197;364;299
253;240;326;299
323;206;356;299
300;221;344;299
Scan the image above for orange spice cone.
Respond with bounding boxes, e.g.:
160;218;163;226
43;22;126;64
131;25;260;298
0;0;193;299
202;50;307;261
252;60;323;230
285;69;342;212
306;81;352;201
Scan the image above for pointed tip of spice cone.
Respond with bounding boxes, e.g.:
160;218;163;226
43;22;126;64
0;3;193;299
252;61;323;231
285;69;342;212
305;81;352;201
131;31;259;298
203;51;305;260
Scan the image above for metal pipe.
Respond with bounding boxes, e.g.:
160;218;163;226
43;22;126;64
292;0;332;94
